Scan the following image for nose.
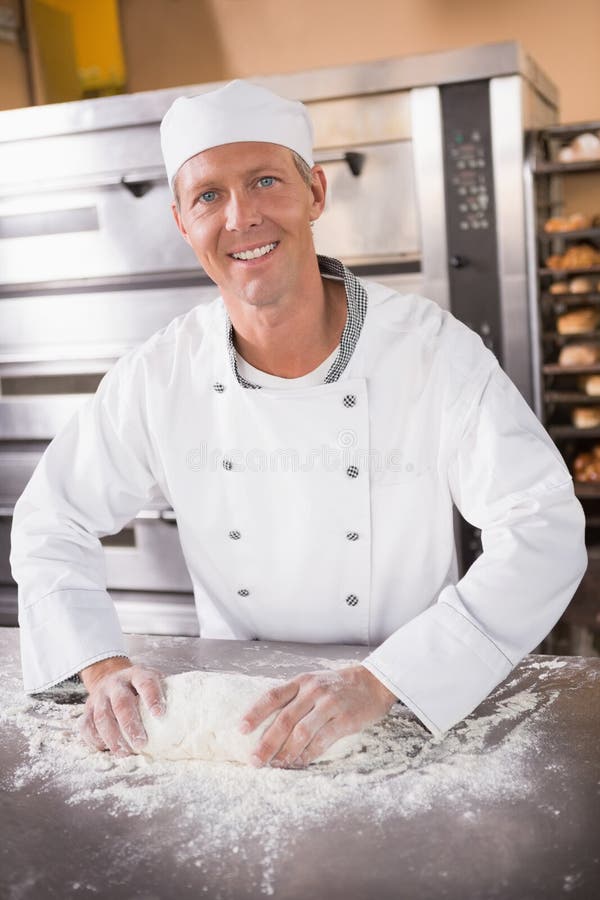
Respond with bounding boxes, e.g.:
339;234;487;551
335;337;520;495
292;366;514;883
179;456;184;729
224;190;262;231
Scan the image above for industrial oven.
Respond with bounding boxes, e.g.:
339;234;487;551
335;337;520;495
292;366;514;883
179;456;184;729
0;41;558;634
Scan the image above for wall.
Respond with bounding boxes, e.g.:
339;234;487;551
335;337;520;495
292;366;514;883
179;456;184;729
119;0;600;124
0;0;31;109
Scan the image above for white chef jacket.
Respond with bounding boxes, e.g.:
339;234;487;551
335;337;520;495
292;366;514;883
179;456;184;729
10;256;587;736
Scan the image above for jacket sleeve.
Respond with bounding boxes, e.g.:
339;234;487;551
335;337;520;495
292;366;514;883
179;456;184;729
10;350;164;694
361;360;588;736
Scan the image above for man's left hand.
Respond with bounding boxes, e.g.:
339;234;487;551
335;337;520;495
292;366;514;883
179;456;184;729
239;665;397;769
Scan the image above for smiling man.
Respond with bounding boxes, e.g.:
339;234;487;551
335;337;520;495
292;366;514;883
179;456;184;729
11;80;587;768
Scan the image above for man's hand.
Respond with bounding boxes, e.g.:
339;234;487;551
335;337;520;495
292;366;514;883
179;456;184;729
239;665;396;769
78;657;166;756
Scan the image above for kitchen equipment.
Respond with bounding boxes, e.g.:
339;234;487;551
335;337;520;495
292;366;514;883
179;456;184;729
0;41;558;631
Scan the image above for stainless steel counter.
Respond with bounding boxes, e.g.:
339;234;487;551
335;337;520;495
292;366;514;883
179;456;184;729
1;627;598;900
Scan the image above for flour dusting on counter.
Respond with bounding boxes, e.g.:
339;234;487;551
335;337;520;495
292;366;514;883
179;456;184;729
0;657;581;897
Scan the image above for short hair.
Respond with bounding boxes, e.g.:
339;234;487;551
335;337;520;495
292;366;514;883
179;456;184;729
173;148;314;210
291;150;313;187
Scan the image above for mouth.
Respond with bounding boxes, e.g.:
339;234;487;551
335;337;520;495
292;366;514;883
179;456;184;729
228;241;279;263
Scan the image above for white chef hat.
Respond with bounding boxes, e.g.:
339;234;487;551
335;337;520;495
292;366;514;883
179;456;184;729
160;79;315;191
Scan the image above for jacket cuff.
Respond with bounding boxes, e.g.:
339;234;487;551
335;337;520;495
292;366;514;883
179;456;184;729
18;589;128;693
361;594;513;735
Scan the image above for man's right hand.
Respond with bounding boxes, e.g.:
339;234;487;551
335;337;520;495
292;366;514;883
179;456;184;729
78;657;166;756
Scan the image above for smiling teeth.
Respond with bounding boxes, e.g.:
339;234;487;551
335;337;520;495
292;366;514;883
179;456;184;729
232;242;277;260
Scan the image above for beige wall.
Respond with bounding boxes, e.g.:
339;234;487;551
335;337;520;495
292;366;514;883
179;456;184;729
120;0;600;123
0;0;31;109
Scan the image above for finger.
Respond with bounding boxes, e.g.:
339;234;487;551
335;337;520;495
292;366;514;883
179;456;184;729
78;706;108;752
239;680;300;735
269;704;330;768
93;698;134;755
109;683;148;752
130;668;166;718
251;694;317;767
293;718;344;768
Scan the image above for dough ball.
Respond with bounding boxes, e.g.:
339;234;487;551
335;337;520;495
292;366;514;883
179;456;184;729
138;671;364;766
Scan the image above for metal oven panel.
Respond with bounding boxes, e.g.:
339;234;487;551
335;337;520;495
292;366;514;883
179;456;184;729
314;141;419;264
0;286;216;360
0;184;199;286
102;519;193;592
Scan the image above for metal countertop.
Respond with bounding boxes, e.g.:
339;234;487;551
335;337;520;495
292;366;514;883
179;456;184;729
1;627;599;900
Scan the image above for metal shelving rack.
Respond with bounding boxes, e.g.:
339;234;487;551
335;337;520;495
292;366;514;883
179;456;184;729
526;121;600;654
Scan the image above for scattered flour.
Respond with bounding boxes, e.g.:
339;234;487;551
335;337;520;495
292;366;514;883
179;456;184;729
0;656;577;896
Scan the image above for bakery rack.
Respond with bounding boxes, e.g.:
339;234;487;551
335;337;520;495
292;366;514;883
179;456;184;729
525;121;600;655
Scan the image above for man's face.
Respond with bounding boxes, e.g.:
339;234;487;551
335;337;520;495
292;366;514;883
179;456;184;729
171;142;326;309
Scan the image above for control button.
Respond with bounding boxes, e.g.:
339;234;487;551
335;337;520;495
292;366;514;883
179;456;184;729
346;531;359;541
449;255;468;269
345;594;359;607
213;382;225;393
343;394;357;408
346;465;359;479
237;588;250;597
229;530;241;540
223;459;233;471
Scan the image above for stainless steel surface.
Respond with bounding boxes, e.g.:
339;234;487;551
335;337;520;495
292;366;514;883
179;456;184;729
0;183;198;284
0;287;212;358
410;86;450;310
0;628;598;900
0;40;557;147
313;140;419;263
490;75;533;402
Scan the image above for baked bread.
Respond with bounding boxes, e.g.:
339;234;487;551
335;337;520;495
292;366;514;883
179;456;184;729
558;133;600;163
574;443;600;480
557;308;600;334
569;276;595;293
578;375;600;396
545;244;600;270
572;406;600;428
558;343;600;366
544;213;592;232
550;281;570;294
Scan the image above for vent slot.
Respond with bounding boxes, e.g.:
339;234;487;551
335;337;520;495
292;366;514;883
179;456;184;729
0;373;103;395
0;207;99;239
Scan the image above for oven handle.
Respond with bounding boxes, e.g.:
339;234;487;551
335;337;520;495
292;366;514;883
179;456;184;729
2;151;366;199
314;150;365;177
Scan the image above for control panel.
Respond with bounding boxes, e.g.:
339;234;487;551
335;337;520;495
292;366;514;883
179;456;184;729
440;80;503;572
440;79;503;360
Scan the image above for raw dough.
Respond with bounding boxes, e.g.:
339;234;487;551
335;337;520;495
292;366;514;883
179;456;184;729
138;671;364;766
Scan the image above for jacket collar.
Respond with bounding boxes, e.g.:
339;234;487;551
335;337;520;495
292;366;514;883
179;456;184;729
224;255;368;389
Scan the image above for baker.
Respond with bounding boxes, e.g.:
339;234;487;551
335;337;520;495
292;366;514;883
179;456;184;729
10;80;587;769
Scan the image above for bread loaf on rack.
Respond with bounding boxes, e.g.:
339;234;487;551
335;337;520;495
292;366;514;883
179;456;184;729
545;243;600;271
558;343;600;366
557;308;600;334
574;444;600;481
578;374;600;396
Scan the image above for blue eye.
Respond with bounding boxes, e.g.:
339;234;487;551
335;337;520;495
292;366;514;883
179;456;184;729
258;176;275;187
200;190;217;203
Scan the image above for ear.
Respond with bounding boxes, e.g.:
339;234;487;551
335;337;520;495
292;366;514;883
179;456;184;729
171;201;192;246
308;165;327;223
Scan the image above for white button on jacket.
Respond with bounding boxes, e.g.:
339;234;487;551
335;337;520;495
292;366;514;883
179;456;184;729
10;275;587;736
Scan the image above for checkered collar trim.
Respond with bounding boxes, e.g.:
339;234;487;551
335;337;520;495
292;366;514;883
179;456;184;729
225;255;367;389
